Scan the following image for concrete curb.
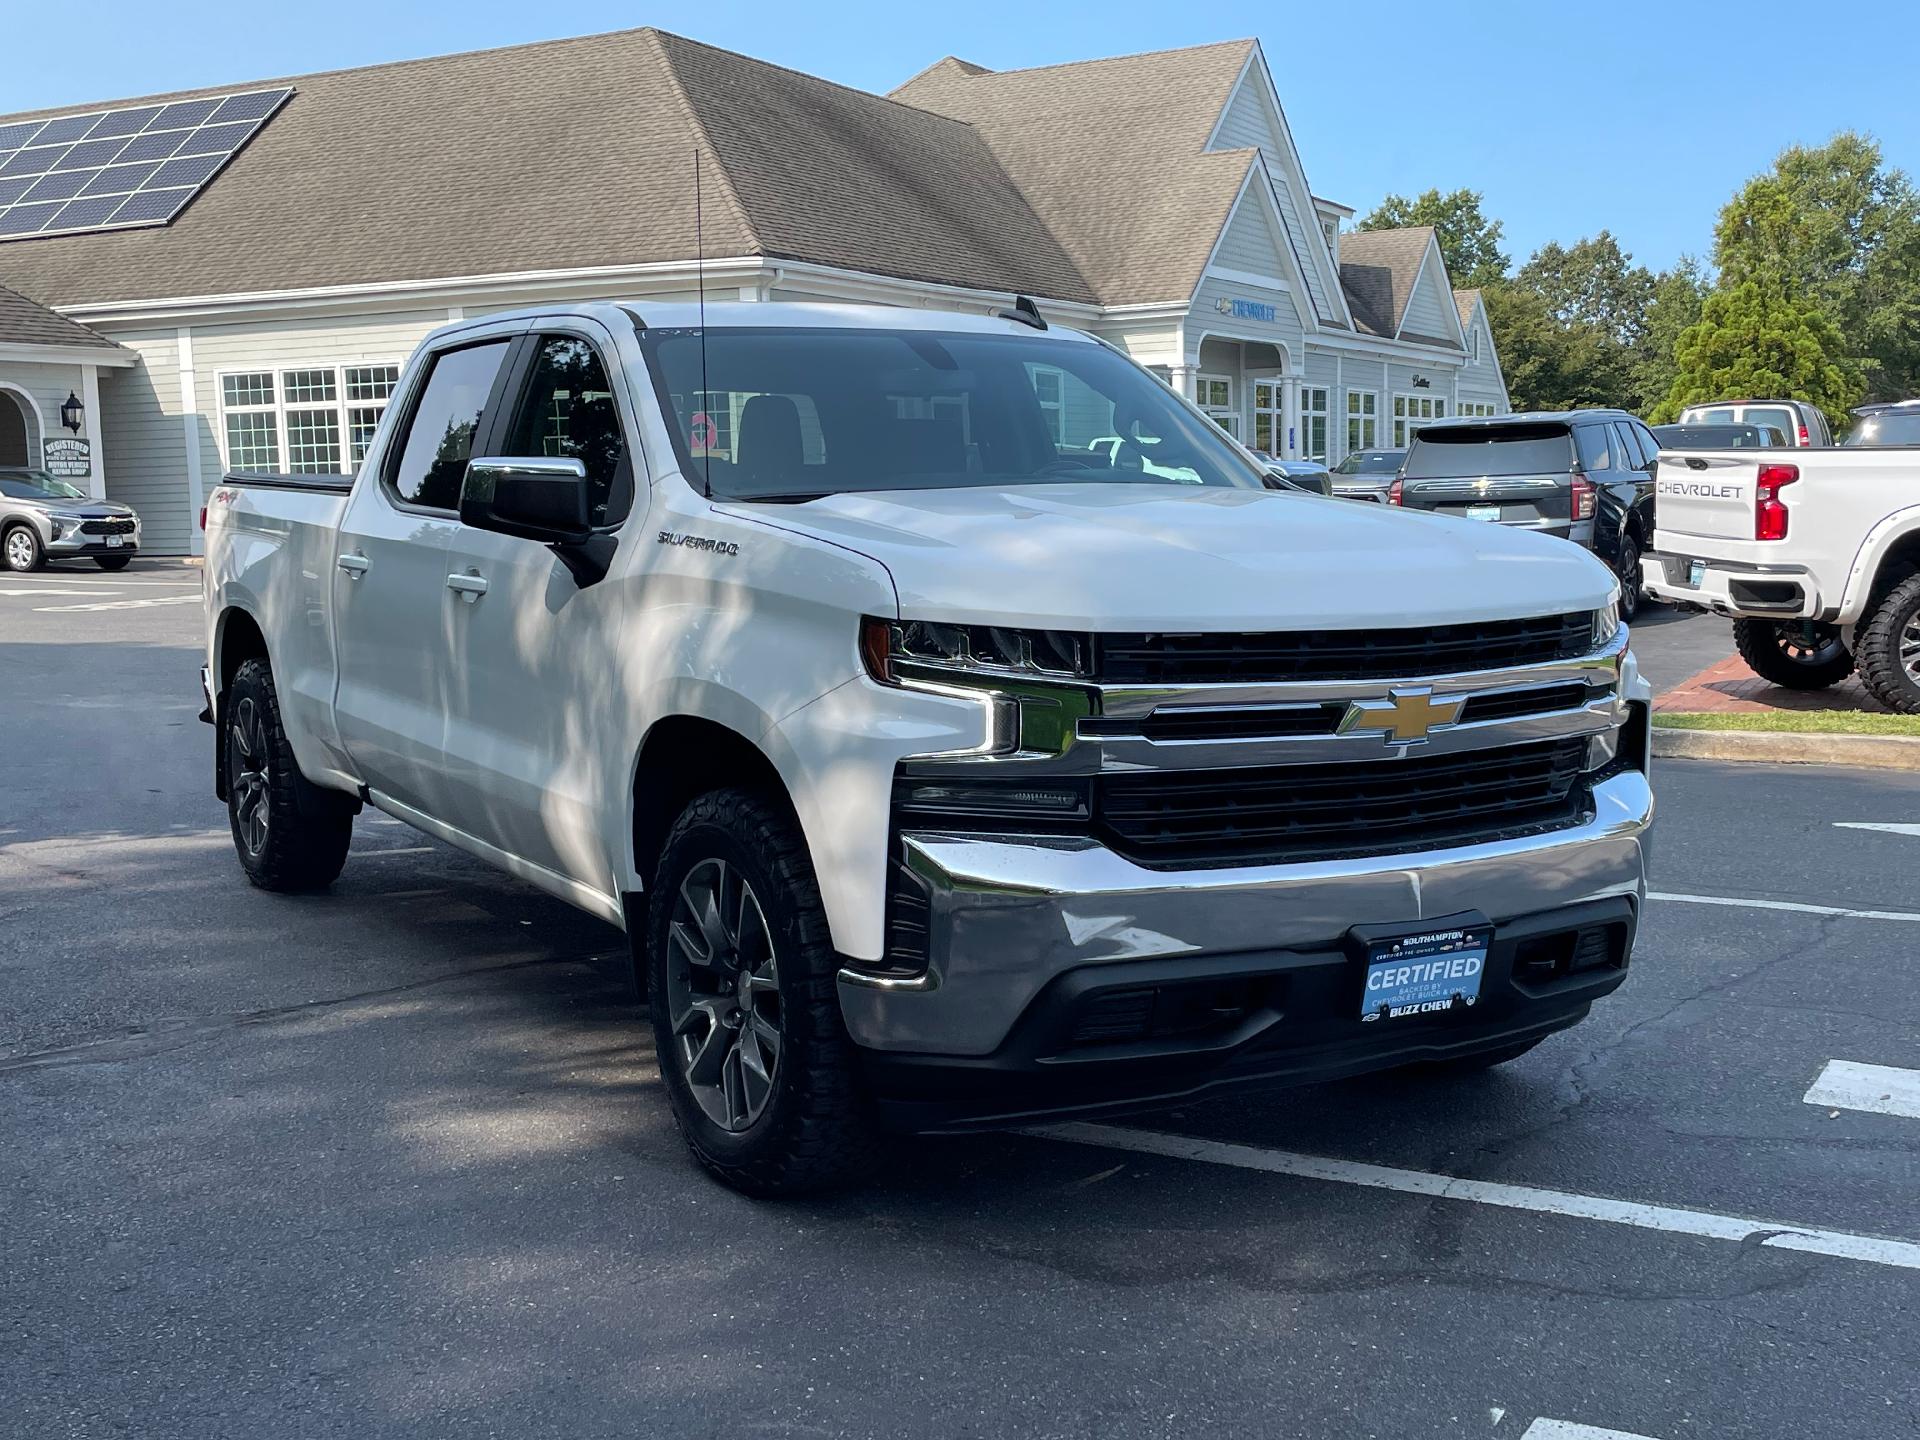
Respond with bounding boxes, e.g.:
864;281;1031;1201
1652;725;1920;771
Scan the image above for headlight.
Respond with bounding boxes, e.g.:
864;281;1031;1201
1592;598;1622;650
860;617;1093;683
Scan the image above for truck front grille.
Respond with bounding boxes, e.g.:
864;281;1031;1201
1093;613;1593;684
1094;736;1590;868
80;518;136;536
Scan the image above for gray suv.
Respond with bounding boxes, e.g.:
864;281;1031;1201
1;468;142;571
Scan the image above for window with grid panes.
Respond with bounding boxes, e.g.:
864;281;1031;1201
217;362;403;473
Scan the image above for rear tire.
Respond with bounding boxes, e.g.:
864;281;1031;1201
648;787;879;1196
224;658;352;892
1616;531;1644;622
1855;573;1920;714
1732;616;1854;690
2;523;43;572
95;555;132;571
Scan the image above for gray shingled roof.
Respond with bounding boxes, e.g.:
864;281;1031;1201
1338;226;1438;338
0;29;1094;310
892;41;1259;307
0;280;122;349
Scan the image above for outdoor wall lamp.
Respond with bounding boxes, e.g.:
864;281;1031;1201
59;391;83;434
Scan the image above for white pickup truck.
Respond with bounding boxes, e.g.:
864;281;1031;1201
202;300;1653;1194
1642;424;1920;710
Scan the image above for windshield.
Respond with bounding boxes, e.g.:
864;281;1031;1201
1653;426;1769;450
1334;450;1403;475
1402;425;1573;479
0;470;85;501
635;326;1265;500
1845;411;1920;447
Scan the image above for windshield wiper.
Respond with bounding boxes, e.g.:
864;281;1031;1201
731;491;829;505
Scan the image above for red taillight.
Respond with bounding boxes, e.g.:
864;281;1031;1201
1756;463;1799;541
1571;471;1596;521
1388;473;1404;505
199;506;207;530
1798;425;1810;445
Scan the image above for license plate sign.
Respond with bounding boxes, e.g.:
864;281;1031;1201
1360;924;1490;1022
1688;559;1705;586
104;535;123;548
1465;504;1501;522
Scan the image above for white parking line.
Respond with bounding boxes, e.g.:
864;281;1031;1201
1523;1422;1662;1440
33;594;201;613
356;846;435;858
1649;890;1920;923
1030;1123;1920;1272
1805;1060;1920;1120
1835;822;1920;837
0;587;104;597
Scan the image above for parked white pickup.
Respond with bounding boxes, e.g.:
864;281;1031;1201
201;299;1652;1194
1642;445;1920;708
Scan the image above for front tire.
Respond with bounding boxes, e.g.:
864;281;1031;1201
95;555;132;571
224;658;352;891
1856;573;1920;714
648;788;878;1196
1732;616;1854;690
2;523;43;572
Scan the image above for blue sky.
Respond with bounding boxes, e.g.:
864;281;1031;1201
14;1;1920;278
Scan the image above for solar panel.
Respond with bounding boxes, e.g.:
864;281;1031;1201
0;86;290;243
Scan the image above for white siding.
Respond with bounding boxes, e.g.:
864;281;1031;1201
1456;308;1509;411
1212;193;1290;280
98;334;193;554
1399;249;1457;342
1210;79;1335;323
1089;320;1180;367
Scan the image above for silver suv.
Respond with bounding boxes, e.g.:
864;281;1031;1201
0;468;142;571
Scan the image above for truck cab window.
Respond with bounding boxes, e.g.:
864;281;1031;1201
499;336;633;525
389;340;511;510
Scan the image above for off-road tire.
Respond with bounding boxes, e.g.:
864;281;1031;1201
1732;616;1855;690
2;523;43;572
94;555;132;571
1616;530;1644;622
1426;1037;1544;1074
1856;572;1920;714
224;658;352;891
648;788;880;1196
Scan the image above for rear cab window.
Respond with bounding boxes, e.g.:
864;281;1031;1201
387;340;514;511
1743;406;1797;444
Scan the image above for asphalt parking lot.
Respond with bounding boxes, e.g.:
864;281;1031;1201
2;566;1915;1440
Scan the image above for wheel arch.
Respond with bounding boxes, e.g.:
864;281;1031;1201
1842;509;1920;623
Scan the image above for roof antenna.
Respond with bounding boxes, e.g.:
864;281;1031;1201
694;147;713;500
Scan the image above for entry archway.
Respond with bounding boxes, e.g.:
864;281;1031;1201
0;388;33;467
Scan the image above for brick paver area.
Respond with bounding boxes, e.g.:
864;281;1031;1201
1655;653;1882;714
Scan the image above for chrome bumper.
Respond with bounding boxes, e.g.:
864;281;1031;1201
838;767;1652;1056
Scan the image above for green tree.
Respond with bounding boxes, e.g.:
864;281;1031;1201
1651;280;1863;425
1631;257;1710;414
1357;188;1509;287
1516;232;1655;348
1483;280;1631;412
1715;132;1920;399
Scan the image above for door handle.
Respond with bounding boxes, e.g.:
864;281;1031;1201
446;570;489;602
336;551;370;578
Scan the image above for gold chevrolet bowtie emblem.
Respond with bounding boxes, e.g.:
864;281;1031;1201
1337;686;1466;744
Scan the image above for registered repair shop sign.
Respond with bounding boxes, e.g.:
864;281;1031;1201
1359;923;1489;1021
44;437;89;479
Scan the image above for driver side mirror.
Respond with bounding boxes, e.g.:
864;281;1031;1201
1264;464;1331;497
460;456;593;545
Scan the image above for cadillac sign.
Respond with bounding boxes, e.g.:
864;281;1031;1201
1216;296;1278;323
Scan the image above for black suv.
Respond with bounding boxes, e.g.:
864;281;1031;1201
1393;410;1658;617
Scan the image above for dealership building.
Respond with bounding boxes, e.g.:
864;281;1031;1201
0;28;1508;554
